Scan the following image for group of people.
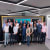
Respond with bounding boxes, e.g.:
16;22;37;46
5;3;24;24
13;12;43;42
3;19;47;47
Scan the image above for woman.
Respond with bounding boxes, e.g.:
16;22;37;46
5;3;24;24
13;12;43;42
30;24;33;42
26;25;31;46
18;25;22;45
42;22;47;43
33;23;37;41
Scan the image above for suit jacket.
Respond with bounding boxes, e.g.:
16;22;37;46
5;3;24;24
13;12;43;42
9;25;13;33
19;23;23;28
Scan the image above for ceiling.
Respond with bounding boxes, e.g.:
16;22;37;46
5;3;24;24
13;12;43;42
0;0;23;4
21;0;50;8
0;0;50;16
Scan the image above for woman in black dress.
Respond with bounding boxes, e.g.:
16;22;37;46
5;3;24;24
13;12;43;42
33;23;37;41
18;25;22;45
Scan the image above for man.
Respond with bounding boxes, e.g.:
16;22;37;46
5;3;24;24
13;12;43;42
30;24;33;42
9;22;14;46
8;19;11;26
30;19;33;27
4;22;9;47
13;19;15;26
18;25;22;45
13;23;18;44
37;20;42;43
23;20;26;27
36;20;39;26
19;21;23;28
26;25;31;46
22;24;26;44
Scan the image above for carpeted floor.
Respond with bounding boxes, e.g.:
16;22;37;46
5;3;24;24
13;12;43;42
0;43;49;50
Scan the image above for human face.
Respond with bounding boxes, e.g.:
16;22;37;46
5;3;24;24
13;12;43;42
37;20;39;23
44;22;46;26
34;21;36;24
38;20;40;24
34;24;36;27
24;20;26;23
28;21;29;24
6;23;8;26
20;21;22;23
16;21;17;23
23;24;25;27
9;19;11;22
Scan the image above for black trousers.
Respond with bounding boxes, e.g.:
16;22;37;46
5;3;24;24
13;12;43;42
13;34;17;40
22;35;26;43
13;34;18;43
41;32;46;42
30;34;32;42
34;31;37;41
18;35;22;43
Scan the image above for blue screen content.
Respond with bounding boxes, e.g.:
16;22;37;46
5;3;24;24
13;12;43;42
15;19;31;23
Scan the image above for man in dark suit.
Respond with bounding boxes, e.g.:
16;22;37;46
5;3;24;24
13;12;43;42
19;21;23;28
37;20;42;43
9;22;14;46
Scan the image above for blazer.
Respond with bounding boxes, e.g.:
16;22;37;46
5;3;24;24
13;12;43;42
19;23;23;28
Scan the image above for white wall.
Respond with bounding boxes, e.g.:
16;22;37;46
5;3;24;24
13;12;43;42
47;15;50;39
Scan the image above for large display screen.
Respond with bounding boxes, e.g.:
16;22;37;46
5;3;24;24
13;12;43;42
15;19;31;23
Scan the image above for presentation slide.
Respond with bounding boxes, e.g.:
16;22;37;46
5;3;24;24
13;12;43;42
15;19;31;23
